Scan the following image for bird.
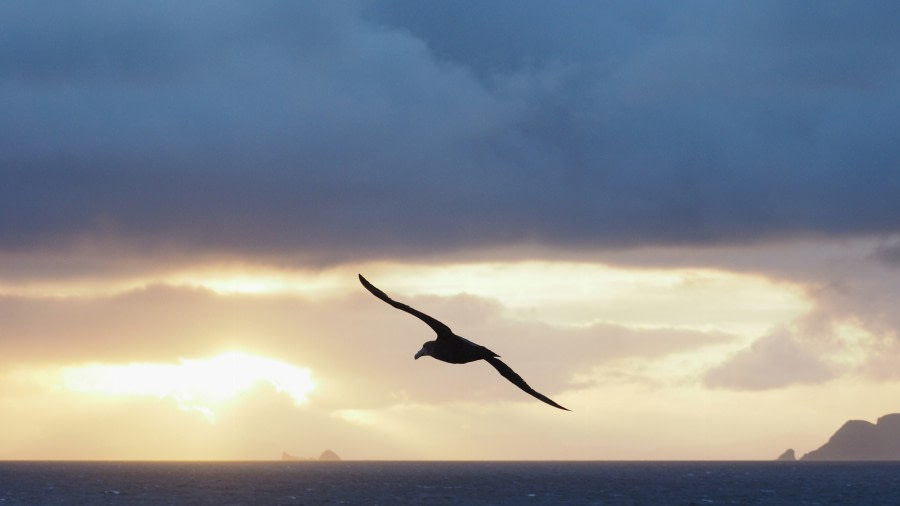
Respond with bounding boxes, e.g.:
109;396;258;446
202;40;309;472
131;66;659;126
358;274;569;411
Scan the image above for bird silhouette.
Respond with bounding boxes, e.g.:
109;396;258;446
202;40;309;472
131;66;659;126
359;274;569;410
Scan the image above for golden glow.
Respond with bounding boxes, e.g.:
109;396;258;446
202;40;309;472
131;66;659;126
166;267;345;296
827;322;880;369
365;261;811;335
334;408;378;426
58;351;315;421
0;258;810;338
6;246;883;460
0;264;348;298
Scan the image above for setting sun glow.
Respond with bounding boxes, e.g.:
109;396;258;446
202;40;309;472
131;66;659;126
59;352;315;422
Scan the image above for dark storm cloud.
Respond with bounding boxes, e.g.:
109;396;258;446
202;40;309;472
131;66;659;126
3;1;900;264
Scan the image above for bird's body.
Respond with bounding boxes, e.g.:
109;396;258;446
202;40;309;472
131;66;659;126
359;274;569;411
416;334;498;364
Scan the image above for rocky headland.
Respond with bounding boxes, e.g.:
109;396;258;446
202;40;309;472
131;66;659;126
800;413;900;461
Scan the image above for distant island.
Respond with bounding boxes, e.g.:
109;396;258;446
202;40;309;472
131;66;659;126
281;450;342;461
796;413;900;461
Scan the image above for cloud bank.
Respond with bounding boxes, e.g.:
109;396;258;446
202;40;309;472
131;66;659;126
3;2;900;265
704;330;834;390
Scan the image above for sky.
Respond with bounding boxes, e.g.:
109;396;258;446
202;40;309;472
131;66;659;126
2;1;900;460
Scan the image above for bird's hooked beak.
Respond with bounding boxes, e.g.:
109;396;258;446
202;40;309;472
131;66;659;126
414;346;428;360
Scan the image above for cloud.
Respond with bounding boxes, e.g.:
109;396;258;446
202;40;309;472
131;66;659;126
2;2;900;265
0;283;733;408
873;239;900;267
593;238;900;385
703;330;834;390
0;378;401;460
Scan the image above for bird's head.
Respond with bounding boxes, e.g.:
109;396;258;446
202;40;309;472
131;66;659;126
414;341;435;360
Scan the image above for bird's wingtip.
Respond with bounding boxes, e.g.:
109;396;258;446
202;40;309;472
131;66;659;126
358;273;378;292
549;400;571;411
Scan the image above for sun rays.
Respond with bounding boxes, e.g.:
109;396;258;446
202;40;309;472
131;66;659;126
58;351;315;422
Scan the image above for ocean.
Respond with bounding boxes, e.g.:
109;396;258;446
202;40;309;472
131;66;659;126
1;461;899;505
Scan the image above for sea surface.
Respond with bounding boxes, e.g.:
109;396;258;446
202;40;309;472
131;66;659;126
1;461;899;505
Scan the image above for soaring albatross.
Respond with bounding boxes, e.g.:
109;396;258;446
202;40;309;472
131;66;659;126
359;274;569;411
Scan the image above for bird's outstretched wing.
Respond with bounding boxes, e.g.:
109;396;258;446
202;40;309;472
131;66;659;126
359;274;452;337
485;357;570;411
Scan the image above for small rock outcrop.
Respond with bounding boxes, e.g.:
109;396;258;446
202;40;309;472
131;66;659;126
318;449;341;461
802;413;900;461
282;450;342;461
776;449;796;461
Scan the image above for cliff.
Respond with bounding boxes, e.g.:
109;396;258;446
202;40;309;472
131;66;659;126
802;413;900;461
776;449;796;461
